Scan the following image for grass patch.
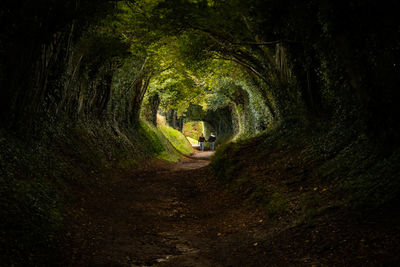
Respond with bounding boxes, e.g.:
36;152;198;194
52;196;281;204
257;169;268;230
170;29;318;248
138;121;166;155
139;121;183;162
157;151;180;162
186;136;198;145
159;125;193;155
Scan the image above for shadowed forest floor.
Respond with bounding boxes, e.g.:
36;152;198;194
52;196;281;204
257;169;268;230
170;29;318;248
62;152;272;266
62;150;400;266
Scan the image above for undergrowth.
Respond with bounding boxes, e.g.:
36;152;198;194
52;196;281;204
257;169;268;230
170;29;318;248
182;121;203;141
0;119;184;266
159;124;193;155
211;118;400;221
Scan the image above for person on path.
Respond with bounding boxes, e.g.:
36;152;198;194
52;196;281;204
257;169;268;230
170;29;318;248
208;132;216;151
198;133;206;151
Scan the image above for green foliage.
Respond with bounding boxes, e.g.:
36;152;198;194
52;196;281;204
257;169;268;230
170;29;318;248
138;121;165;155
182;121;204;140
1;1;400;264
159;125;193;155
138;121;185;162
146;60;208;115
186;136;198;145
177;30;215;73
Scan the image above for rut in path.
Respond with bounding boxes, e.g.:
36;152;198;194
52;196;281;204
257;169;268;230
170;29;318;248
64;153;272;266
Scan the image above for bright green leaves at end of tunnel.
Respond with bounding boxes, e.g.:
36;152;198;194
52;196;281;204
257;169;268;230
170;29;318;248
182;121;204;142
95;0;279;139
107;1;270;128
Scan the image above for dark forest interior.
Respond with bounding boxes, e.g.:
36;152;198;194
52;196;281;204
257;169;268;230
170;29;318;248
1;0;399;266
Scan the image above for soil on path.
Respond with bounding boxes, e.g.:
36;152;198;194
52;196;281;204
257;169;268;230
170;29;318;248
62;150;400;266
63;152;271;266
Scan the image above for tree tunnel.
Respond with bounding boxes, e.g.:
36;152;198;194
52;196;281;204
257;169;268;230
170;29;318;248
2;0;398;143
182;104;237;144
1;0;399;135
1;0;400;265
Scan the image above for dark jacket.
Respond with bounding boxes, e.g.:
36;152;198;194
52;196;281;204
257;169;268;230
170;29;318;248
198;136;206;142
208;135;216;142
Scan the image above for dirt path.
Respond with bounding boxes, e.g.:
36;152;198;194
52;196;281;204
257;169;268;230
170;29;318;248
63;152;270;266
62;151;400;266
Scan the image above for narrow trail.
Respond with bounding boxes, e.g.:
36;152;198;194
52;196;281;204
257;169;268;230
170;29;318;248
64;151;271;266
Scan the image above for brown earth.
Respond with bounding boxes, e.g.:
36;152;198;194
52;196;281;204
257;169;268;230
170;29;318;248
62;152;270;266
61;150;400;266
